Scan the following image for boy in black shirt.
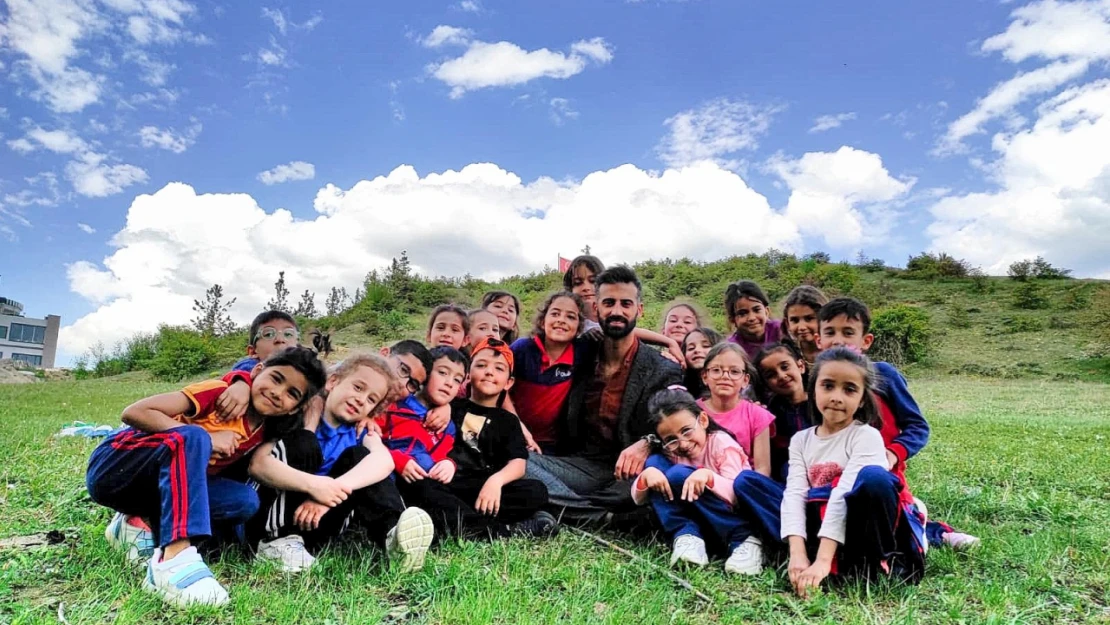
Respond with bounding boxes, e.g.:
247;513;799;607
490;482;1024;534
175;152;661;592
399;337;557;540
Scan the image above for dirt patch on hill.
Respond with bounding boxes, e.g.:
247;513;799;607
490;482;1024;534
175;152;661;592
0;359;41;384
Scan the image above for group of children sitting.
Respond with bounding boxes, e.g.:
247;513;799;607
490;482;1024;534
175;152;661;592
84;254;977;606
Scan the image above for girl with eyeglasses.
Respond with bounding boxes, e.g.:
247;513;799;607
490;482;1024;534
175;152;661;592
696;343;774;477
633;388;783;575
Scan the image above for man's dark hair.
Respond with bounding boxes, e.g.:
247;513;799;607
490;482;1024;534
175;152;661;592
249;310;298;346
391;339;434;374
428;345;470;371
594;264;642;300
817;297;872;334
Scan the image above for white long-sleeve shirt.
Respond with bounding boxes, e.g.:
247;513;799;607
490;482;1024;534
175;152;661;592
780;421;887;544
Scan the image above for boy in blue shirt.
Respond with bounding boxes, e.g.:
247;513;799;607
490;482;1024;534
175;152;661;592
233;311;300;372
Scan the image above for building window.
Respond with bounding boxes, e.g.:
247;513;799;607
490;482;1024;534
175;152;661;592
9;323;45;344
11;353;42;367
0;326;6;339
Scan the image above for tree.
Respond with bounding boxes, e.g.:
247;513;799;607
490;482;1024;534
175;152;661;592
581;244;592;255
386;250;414;306
325;287;347;317
294;289;318;318
1008;259;1033;281
191;284;237;336
805;251;831;264
855;251;869;267
265;271;291;313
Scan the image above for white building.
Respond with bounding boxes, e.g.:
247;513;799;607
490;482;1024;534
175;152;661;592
0;297;60;368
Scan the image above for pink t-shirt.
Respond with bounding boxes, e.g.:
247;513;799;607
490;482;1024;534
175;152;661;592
632;431;749;506
697;398;775;459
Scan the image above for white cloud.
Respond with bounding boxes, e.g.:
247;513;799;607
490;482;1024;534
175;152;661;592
4;172;62;207
256;36;288;66
65;151;149;197
421;25;473;48
656;98;783;169
77;222;96;234
424;31;614;98
61;162;808;353
257;161;316;185
457;0;482;12
10;125;88;154
770;146;913;249
124;48;175;86
549;97;579;125
261;7;288;34
809;112;857;133
138;121;201;153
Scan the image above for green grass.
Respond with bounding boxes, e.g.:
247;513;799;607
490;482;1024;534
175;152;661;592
2;376;1109;624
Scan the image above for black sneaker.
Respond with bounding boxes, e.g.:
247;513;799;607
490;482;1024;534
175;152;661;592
511;511;559;538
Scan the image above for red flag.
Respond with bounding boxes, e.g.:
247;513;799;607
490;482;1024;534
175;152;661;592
558;256;572;273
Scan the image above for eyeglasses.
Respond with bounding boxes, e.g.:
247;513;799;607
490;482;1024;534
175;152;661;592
661;426;700;452
256;326;299;342
396;361;423;394
706;366;747;380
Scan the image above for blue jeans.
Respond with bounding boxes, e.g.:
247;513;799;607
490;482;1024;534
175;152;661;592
644;455;758;551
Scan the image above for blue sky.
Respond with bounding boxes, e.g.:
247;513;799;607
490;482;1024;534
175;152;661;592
2;0;1109;362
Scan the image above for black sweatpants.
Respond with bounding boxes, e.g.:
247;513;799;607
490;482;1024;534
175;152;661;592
399;473;547;540
249;429;405;550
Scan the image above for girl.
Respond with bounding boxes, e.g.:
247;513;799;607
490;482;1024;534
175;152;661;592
697;343;775;477
467;308;502;348
88;346;325;606
682;327;722;399
725;280;783;361
782;347;926;599
660;300;703;344
782;286;828;368
562;254;605;331
427;304;469;350
754;343;812;482
248;353;434;574
510;291;587;454
482;291;522;344
635;389;783;575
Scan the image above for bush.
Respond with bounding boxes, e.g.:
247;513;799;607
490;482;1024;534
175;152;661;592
905;252;971;280
148;326;219;381
1012;281;1050;310
1048;316;1076;330
947;303;971;329
1060;284;1093;311
1009;256;1072;281
870;305;932;366
1008;259;1033;281
968;269;993;294
1002;315;1045;334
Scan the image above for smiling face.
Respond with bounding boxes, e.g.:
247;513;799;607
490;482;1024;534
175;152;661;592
421;356;467;407
731;296;769;341
817;314;874;352
250;318;299;361
662;305;699;343
250;364;311;417
386;351;428;398
325;365;391;424
485;296;518;337
570;265;598;317
758;350;806;402
469;348;514;401
597;282;642;339
467;310;502;345
785;304;820;346
427;311;467;350
544;296;581;345
683;330;713;370
814;360;866;431
656;409;710;460
701;348;750;400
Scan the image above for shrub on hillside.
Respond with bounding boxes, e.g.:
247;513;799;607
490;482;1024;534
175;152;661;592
968;269;993;294
1013;281;1050;310
904;252;971;280
148;326;219;380
870;305;932;367
1001;315;1045;334
947;302;971;328
1009;256;1071;281
1060;284;1093;311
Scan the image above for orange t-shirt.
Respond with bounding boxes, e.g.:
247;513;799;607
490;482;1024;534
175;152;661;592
175;379;264;473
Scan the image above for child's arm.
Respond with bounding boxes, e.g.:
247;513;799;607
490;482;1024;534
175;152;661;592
633;328;684;366
780;434;810;541
215;371;252;421
475;458;526;516
331;433;394;491
817;427;887;544
750;429;772;477
121;391;194;433
248;441;351;506
874;362;931;467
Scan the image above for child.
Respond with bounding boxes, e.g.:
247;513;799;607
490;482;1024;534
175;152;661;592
87;346;325;607
682;327;722;398
232;310;300;372
562;254;605;331
379;339;433;400
481;291;522;344
427;304;470;350
510;291;587;454
697;343;775;477
816;297;980;550
660;300;703;345
725;280;784;361
782;286;828;368
247;353;434;574
635;389;784;575
467;308;502;348
399;338;558;540
754;342;812;482
782;347;926;598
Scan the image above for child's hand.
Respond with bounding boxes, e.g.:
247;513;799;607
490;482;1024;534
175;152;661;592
208;430;240;458
794;559;831;599
214;381;250;422
787;551;811;589
400;460;429;483
637;467;673;501
354;417;382;438
428;460;456;483
661;341;686;369
681;468;713;502
294;500;331;531
886;450;898;471
424;405;452;435
521;422;542;455
308;476;351;507
475;477;503;516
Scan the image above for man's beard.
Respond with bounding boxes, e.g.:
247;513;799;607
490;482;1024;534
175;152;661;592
601;314;638;339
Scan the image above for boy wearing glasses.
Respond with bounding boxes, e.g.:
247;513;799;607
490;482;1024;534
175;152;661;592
233;311;301;372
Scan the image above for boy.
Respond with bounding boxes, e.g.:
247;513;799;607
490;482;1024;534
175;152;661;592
379;339;433;402
247;353;434;573
233;311;300;372
816;297;979;549
393;340;557;540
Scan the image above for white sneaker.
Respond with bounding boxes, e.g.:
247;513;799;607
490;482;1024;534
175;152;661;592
725;536;763;575
386;507;435;573
105;513;154;563
143;547;229;607
670;534;708;567
257;535;316;573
